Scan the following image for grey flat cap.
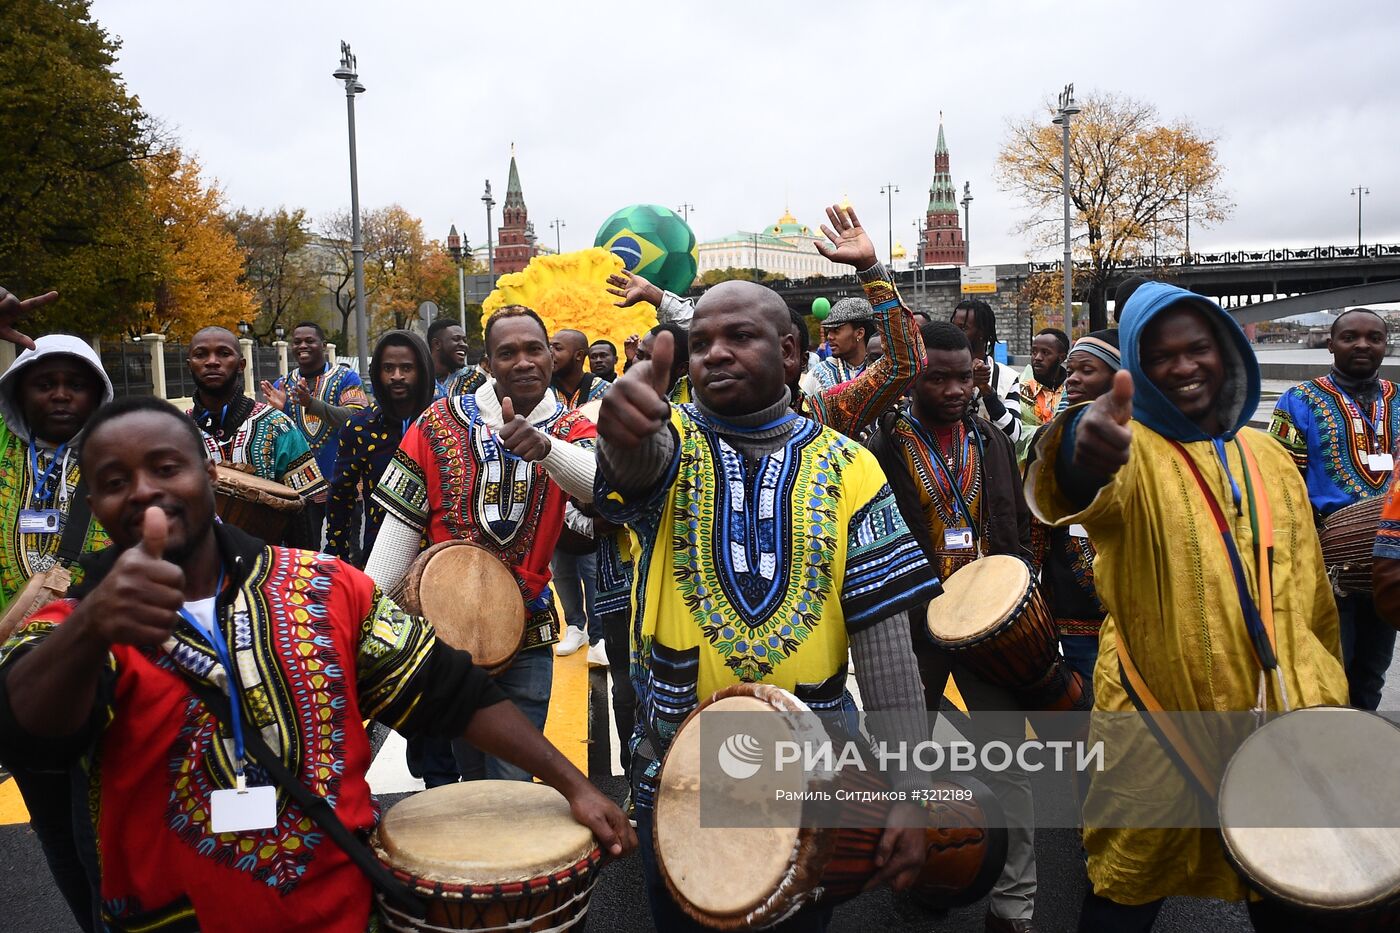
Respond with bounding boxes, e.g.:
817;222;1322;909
823;297;872;325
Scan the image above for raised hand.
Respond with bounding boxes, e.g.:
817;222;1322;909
1073;369;1134;478
623;334;640;364
498;396;551;462
606;270;663;309
0;286;55;351
815;203;878;270
598;330;673;449
260;379;288;411
84;507;184;647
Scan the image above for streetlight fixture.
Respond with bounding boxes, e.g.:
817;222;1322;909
549;218;566;254
237;320;251;337
447;224;468;329
880;183;900;267
332;41;370;378
912;220;925;308
676;203;695;223
274;324;285;342
1051;83;1081;329
1352;186;1371;252
960;181;974;265
482;180;496;277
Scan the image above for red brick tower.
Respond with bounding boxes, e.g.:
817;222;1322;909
495;145;536;273
922;119;967;266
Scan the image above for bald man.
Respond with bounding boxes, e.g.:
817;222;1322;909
549;329;607;409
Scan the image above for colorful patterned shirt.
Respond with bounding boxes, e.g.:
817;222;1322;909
1374;467;1400;561
0;420;108;611
884;413;985;583
596;405;939;808
554;373;610;409
1017;366;1066;463
274;362;369;479
811;355;866;391
325;405;410;565
192;401;327;498
1268;375;1399;516
436;365;488;400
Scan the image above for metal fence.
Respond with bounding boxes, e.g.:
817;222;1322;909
101;342;288;400
101;343;154;397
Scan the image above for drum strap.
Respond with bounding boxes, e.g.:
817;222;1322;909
173;670;429;921
57;477;91;567
1114;632;1219;803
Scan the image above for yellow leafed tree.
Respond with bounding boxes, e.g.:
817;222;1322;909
133;148;256;339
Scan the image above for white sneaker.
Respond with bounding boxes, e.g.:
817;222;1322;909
586;641;609;668
555;626;587;656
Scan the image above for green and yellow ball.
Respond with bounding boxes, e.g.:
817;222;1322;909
594;204;698;295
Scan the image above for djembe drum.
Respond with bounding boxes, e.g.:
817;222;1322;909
372;781;604;931
1218;707;1400;931
213;465;303;542
1318;496;1385;596
391;541;525;675
653;683;1005;929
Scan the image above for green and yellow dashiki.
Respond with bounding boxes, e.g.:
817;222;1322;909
596;404;939;809
0;419;107;612
192;401;327;497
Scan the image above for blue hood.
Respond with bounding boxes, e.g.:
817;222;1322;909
1119;281;1259;442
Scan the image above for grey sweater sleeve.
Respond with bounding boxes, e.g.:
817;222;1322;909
849;610;931;793
596;425;677;496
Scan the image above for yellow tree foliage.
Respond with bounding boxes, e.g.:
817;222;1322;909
133;149;256;339
997;92;1230;329
482;249;658;353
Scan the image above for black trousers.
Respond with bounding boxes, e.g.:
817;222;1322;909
9;765;94;932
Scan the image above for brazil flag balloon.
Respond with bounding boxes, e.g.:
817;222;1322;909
594;204;698;296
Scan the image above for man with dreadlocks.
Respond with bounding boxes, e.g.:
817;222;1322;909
951;298;1021;443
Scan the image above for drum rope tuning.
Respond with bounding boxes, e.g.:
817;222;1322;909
376;878;600;933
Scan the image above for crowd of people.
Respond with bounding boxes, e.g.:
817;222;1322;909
0;195;1394;932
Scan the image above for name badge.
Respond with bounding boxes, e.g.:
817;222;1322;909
1069;523;1090;539
1369;453;1395;472
943;527;974;550
17;509;62;535
211;783;278;833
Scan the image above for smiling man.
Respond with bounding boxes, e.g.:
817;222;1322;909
427;319;482;398
260;322;368;483
1025;282;1347;931
1270;308;1397;710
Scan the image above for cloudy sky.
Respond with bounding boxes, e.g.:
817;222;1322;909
92;0;1400;266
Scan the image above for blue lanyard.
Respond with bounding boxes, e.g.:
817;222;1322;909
909;417;984;539
1334;384;1387;454
176;568;245;776
28;442;68;506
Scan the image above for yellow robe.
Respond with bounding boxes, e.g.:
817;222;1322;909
1026;411;1347;905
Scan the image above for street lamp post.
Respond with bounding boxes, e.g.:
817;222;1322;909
1052;83;1081;330
482;181;496;277
447;225;467;329
332;41;370;377
1352;186;1370;251
912;220;925;309
549;218;566;254
880;183;900;266
676;203;695;223
960;181;974;265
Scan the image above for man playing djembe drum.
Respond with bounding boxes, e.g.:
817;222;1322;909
1269;308;1398;710
0;395;633;932
594;203;942;931
1025;282;1347;931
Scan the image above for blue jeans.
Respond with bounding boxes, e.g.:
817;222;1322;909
1336;593;1396;710
1060;634;1100;700
452;647;554;781
552;549;602;644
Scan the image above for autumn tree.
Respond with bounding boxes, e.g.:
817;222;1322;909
697;267;788;286
320;207;384;343
997;92;1230;330
129;148;256;339
228;207;321;342
0;0;158;337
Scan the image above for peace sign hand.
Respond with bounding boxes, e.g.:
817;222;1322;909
0;286;55;351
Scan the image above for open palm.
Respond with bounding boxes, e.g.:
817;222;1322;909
815;204;878;270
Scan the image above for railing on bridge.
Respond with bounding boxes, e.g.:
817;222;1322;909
1028;243;1400;273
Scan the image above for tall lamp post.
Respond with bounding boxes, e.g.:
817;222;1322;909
482;181;496;277
447;225;468;329
912;220;925;308
960;181;974;265
676;203;695;223
1051;83;1081;329
549;218;566;254
880;183;900;266
1352;186;1370;251
332;41;370;377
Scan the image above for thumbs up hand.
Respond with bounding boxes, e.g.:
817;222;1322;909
497;395;552;462
598;330;675;449
1073;370;1134;478
85;506;186;647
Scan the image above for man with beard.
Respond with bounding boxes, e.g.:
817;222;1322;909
260;321;368;485
550;328;608;410
366;306;598;781
185;327;326;500
427;319;482;398
1270;308;1396;709
1017;327;1069;463
0;395;632;932
951;298;1021;443
589;339;618;382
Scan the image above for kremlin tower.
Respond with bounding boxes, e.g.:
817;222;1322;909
495;146;538;273
921;119;967;266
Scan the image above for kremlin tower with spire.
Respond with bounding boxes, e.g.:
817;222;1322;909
921;118;967;266
495;145;538;273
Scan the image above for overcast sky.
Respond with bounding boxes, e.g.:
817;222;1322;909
92;0;1400;267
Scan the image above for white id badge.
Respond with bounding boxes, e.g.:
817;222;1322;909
17;509;62;535
944;527;974;550
1069;523;1090;539
1369;453;1395;472
210;784;277;833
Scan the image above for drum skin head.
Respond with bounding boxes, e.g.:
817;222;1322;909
416;543;524;668
926;555;1030;643
375;781;596;884
1219;707;1400;911
213;464;302;509
655;694;803;921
